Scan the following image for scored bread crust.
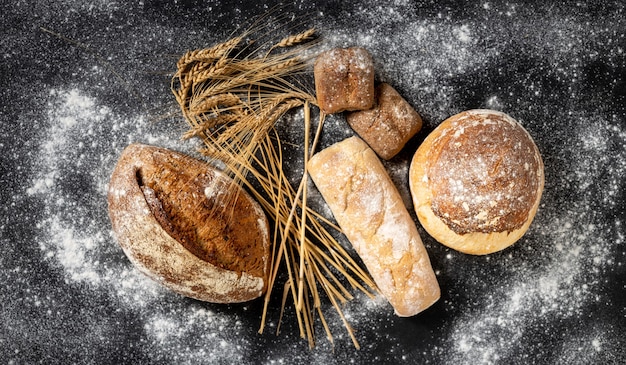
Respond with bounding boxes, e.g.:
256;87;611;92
308;136;440;317
107;143;270;303
409;110;544;255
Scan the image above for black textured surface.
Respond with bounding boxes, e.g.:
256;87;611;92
2;1;625;364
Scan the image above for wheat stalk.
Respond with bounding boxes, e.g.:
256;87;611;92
171;25;377;349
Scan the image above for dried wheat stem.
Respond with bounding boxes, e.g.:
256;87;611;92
188;93;241;114
189;56;231;86
264;57;303;74
172;25;377;349
182;113;239;140
295;105;310;312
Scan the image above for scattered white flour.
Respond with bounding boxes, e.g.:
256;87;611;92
12;1;626;363
24;86;390;363
315;4;626;364
26;88;249;363
430;113;626;364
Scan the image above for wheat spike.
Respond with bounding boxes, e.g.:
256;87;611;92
171;24;376;350
176;36;243;72
274;28;316;48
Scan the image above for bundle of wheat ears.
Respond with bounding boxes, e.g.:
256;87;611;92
170;23;377;348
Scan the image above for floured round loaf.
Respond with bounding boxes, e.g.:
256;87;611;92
107;143;270;303
409;109;544;255
308;136;440;317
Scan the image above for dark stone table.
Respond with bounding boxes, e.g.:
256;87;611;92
2;1;624;363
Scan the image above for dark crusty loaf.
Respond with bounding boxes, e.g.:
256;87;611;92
107;143;270;302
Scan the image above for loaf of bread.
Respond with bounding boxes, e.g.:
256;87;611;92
307;136;440;316
107;143;270;303
409;109;544;255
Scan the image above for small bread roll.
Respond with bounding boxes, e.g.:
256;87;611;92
347;83;423;160
107;143;270;303
308;136;440;316
409;110;544;255
313;47;375;114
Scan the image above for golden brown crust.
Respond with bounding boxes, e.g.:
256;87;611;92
308;136;440;316
107;143;270;302
409;110;544;255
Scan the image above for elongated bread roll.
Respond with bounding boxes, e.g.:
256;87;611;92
307;136;440;316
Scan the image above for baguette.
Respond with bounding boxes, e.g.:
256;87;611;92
307;136;440;316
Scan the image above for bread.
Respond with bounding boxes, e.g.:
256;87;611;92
347;83;423;160
107;143;270;303
307;136;440;316
409;109;544;255
314;47;375;114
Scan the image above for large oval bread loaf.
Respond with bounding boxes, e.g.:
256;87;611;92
307;136;440;316
107;143;270;303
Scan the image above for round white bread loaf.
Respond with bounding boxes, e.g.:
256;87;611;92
409;109;544;255
308;136;440;317
107;143;270;303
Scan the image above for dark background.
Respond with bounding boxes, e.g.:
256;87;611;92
1;1;625;364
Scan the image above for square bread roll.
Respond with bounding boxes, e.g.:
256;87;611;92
313;47;375;114
347;83;423;160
